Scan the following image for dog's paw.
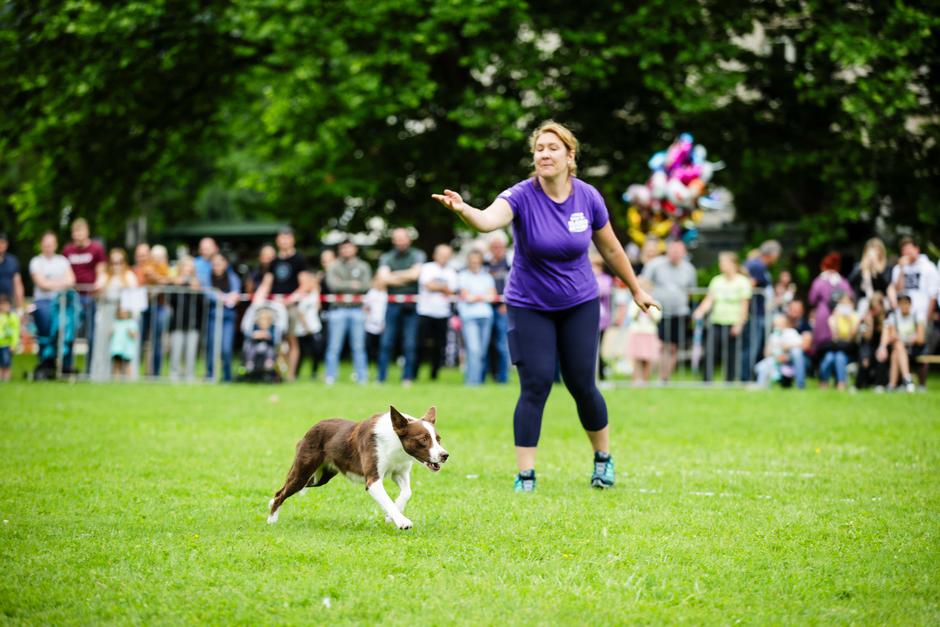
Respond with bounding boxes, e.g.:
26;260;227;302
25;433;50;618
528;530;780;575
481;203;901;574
395;517;413;530
267;510;279;524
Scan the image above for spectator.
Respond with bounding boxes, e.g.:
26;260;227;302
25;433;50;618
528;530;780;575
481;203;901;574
90;248;139;381
808;252;853;355
63;218;106;372
376;228;426;385
641;239;696;382
754;313;803;388
635;237;661;275
133;242;171;376
29;232;76;368
0;294;19;381
294;287;323;380
848;237;890;316
416;244;457;381
254;227;313;381
624;277;662;385
109;306;138;380
484;230;511;383
246;244;276;297
772;270;796;314
857;291;889;391
457;249;496;386
167;256;202;381
784;299;812;389
884;294;923;392
324;239;371;385
206;253;241;382
818;292;859;390
0;232;25;316
243;306;281;382
693;251;752;382
889;236;937;388
591;253;613;380
363;276;387;365
741;239;781;381
193;237;218;292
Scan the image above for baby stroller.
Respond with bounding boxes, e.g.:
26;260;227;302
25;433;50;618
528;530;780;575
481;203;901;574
31;290;81;380
239;300;288;383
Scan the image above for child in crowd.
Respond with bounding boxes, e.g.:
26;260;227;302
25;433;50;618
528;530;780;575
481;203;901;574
0;294;19;381
884;294;924;392
819;292;859;390
294;289;323;380
624;277;662;385
109;307;138;380
772;270;796;314
244;307;280;381
363;276;388;365
754;313;803;388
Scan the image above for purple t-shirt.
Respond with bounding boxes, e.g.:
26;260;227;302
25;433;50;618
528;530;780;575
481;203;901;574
499;177;609;311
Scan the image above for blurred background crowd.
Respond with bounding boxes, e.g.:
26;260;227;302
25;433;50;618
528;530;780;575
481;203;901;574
2;214;936;392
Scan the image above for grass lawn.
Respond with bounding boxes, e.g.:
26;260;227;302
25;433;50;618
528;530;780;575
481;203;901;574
0;378;938;624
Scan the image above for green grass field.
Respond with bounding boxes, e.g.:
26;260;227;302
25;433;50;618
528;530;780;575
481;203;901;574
1;380;938;624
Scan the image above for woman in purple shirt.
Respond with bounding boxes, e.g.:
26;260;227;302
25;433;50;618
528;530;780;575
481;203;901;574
433;121;658;492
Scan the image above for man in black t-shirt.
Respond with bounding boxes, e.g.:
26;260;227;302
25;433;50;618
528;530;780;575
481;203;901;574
255;227;313;381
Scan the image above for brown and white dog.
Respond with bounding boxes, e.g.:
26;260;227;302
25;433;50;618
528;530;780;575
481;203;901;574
267;405;448;529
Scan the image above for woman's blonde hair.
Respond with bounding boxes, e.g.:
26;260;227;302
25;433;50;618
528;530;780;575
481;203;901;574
861;237;886;274
529;120;578;177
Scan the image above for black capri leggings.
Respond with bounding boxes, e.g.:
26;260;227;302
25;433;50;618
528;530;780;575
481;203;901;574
508;299;608;447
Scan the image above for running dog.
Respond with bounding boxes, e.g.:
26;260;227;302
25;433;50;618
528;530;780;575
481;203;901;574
267;405;448;529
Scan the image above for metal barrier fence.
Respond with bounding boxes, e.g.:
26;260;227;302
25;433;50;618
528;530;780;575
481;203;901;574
29;284;774;385
601;286;775;387
32;285;230;382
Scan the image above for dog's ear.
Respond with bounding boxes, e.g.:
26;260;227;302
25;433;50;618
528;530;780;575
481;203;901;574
423;406;437;424
390;406;409;433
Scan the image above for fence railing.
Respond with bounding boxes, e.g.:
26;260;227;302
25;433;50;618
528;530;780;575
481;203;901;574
26;284;775;385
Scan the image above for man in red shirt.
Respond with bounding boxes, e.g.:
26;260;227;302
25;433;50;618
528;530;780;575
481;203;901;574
62;218;106;372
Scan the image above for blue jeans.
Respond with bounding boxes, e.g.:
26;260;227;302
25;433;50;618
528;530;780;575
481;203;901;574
76;294;96;372
461;316;493;385
206;307;236;381
140;305;167;376
789;348;807;389
740;313;765;381
325;307;368;383
819;350;848;385
378;303;419;382
486;307;510;383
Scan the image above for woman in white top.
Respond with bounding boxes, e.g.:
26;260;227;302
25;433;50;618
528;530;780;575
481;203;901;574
28;232;76;363
457;249;497;385
90;248;138;380
416;244;457;380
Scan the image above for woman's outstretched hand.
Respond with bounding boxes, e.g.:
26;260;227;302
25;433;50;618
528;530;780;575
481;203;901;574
633;289;661;314
431;189;466;215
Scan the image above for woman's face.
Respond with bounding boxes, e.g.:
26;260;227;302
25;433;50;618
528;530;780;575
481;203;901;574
110;252;125;268
212;256;227;275
719;256;737;275
533;132;571;179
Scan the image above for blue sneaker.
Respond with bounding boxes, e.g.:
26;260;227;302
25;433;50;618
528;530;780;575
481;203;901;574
514;469;536;493
591;452;615;488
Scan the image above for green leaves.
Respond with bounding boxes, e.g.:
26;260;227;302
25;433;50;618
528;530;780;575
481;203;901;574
1;0;937;258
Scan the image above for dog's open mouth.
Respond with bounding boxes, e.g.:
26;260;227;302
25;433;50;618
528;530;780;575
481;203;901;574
424;461;442;472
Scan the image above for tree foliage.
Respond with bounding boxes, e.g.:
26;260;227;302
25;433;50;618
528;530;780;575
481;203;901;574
2;0;938;256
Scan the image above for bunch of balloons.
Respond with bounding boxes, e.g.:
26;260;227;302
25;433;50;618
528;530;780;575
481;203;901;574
623;133;725;248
